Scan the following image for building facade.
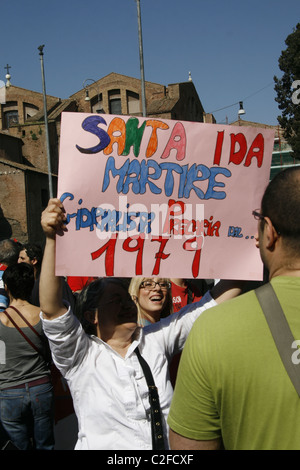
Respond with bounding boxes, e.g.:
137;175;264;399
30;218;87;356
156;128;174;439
230;119;296;179
1;72;295;244
0;72;212;243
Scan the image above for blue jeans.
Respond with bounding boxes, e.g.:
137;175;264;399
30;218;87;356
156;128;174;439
0;381;55;450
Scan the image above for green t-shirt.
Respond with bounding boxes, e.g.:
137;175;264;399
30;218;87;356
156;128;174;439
168;277;300;450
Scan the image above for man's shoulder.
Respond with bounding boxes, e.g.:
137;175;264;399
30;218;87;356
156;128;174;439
194;288;259;332
271;276;300;290
208;288;256;313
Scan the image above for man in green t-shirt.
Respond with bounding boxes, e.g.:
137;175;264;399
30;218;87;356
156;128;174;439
168;167;300;450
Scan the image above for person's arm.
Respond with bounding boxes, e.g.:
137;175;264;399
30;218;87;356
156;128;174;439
169;429;222;450
155;280;244;359
210;279;244;304
40;198;68;320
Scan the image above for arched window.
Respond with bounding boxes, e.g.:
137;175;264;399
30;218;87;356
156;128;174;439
24;103;39;120
91;94;104;114
127;91;140;114
5;110;19;128
109;89;121;115
2;101;18;129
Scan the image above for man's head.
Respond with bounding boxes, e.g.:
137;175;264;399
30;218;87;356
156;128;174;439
18;243;43;276
258;167;300;269
0;239;20;267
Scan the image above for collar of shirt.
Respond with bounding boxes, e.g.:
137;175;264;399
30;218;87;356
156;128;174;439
90;326;143;360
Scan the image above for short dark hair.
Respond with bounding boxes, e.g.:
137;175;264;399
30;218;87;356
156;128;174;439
75;277;129;335
0;239;20;266
20;243;43;274
261;167;300;252
21;243;43;262
2;263;35;301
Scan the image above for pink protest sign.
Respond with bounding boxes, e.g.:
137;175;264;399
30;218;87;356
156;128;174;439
56;112;274;280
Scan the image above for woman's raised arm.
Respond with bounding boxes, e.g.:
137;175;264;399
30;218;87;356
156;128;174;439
39;198;68;320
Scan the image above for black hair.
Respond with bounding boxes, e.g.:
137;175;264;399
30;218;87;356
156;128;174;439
261;167;300;252
20;243;43;274
75;277;130;334
2;263;35;301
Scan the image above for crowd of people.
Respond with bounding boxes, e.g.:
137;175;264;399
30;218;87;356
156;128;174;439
0;167;299;450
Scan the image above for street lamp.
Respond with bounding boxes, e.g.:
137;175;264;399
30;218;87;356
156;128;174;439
83;79;103;112
207;100;246;124
238;101;245;117
238;101;245;125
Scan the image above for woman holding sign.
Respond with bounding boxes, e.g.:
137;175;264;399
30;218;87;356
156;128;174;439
39;198;242;450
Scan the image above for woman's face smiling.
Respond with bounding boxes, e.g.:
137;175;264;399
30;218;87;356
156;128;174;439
137;277;168;321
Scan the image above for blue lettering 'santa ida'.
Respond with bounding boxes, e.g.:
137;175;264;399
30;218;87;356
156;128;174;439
76;115;111;154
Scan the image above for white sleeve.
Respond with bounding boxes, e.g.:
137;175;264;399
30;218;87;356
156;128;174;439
40;306;90;378
145;291;217;357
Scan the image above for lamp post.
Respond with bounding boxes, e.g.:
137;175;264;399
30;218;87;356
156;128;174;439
38;45;53;199
135;0;147;117
238;101;245;124
207;100;246;124
83;79;102;113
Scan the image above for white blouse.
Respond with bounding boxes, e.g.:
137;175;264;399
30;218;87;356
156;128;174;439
41;291;216;450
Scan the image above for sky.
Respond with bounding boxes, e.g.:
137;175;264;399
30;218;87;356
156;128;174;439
1;0;300;126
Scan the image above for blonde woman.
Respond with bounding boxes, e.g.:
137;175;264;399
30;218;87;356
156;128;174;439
129;277;173;326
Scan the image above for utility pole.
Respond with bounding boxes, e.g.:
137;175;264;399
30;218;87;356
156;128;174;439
135;0;147;117
38;45;53;199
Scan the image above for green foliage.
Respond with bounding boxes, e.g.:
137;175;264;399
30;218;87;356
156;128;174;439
274;23;300;159
30;130;38;141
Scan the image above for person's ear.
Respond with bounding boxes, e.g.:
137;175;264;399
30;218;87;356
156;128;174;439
84;310;97;324
264;217;279;249
31;257;38;267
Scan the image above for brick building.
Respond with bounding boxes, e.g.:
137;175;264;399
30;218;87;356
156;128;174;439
0;72;213;243
230;119;296;179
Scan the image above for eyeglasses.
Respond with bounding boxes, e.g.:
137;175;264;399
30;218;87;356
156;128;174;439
252;209;265;221
139;280;171;291
252;209;281;235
